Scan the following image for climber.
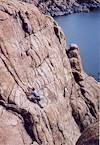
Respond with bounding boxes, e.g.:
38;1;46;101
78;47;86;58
26;87;43;108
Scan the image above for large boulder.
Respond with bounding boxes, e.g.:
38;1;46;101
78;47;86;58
76;120;99;145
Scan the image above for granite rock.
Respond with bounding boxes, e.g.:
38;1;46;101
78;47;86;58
0;0;99;145
32;0;100;16
76;120;99;145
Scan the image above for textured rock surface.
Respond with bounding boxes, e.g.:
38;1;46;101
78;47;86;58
0;106;32;145
30;0;100;16
76;120;99;145
0;0;99;145
67;44;99;132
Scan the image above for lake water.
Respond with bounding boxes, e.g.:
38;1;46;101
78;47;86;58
55;11;100;81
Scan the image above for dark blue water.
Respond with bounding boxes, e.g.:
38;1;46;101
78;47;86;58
55;11;100;81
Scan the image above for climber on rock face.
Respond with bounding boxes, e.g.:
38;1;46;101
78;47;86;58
26;87;43;108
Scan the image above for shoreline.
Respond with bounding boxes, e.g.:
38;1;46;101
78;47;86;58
53;7;100;18
54;10;100;81
38;2;100;17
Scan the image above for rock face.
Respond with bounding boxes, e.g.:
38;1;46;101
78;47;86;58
0;106;32;145
32;0;100;16
67;44;99;133
0;0;99;145
76;120;99;145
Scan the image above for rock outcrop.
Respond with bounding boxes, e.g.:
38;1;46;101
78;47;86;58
0;0;99;145
32;0;100;16
76;120;99;145
67;44;99;132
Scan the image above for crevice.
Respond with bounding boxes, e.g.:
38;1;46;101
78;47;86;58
45;113;55;145
81;87;97;118
50;60;54;67
0;57;19;87
0;47;26;93
57;122;65;139
54;26;61;44
0;99;37;143
30;44;41;65
18;11;32;36
0;18;8;21
63;87;66;98
41;112;52;135
72;109;84;132
71;87;97;133
73;71;83;82
80;88;97;119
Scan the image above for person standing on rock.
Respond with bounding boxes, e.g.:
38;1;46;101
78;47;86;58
26;87;43;108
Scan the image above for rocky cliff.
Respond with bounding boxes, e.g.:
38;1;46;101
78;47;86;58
0;0;99;145
25;0;100;16
76;120;99;145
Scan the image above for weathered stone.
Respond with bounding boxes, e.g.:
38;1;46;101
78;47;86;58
67;44;99;133
0;106;32;145
29;0;100;16
76;120;99;145
0;1;99;145
67;44;84;82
